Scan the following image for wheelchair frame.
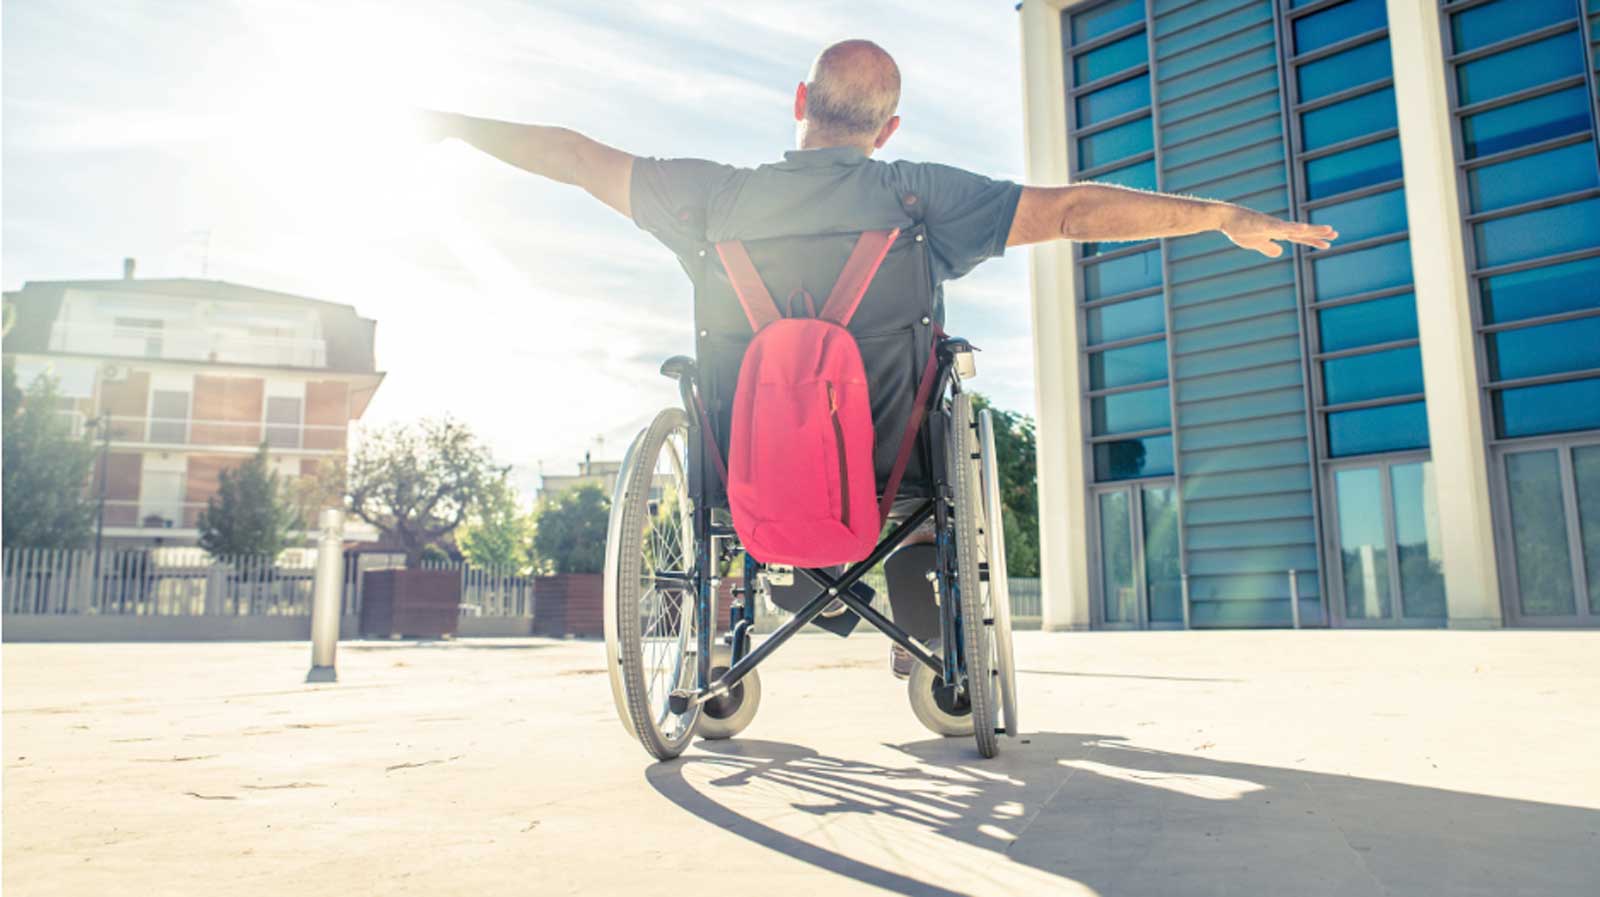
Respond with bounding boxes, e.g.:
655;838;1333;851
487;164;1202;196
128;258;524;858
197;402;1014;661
658;334;974;720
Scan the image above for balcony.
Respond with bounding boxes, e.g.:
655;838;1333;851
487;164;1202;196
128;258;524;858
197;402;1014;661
102;499;207;530
101;415;346;452
50;323;328;368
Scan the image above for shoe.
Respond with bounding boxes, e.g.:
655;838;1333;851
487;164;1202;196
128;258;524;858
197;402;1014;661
890;645;914;680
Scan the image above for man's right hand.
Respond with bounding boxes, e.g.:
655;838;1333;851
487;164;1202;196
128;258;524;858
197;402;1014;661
411;109;461;144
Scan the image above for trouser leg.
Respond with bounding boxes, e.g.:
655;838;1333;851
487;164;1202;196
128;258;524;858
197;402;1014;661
884;541;940;644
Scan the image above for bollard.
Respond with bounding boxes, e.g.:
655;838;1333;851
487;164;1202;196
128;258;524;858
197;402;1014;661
306;508;344;683
1288;569;1301;630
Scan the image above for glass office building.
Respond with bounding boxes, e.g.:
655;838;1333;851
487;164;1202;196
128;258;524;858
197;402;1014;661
1019;0;1600;628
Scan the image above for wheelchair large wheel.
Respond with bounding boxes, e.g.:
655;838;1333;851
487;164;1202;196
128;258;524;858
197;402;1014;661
948;392;999;758
606;407;701;760
977;409;1019;737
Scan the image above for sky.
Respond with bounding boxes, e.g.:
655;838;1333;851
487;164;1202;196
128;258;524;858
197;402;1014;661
2;0;1035;490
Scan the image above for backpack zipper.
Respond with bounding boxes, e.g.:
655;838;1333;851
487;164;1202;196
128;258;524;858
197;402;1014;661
827;382;850;528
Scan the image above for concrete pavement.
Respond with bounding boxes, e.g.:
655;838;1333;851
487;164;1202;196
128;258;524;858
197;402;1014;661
4;630;1598;896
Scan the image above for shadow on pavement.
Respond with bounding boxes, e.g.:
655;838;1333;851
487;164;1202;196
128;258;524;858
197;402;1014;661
646;733;1599;897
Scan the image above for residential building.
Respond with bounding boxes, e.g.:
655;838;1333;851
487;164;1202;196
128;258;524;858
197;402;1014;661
1019;0;1599;628
3;264;384;546
537;454;624;503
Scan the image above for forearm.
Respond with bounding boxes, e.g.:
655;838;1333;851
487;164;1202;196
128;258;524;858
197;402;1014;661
423;110;634;215
432;112;590;184
1055;183;1226;243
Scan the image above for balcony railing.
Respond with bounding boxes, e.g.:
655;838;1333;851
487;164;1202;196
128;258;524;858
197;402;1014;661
101;415;346;451
100;499;209;530
49;323;328;368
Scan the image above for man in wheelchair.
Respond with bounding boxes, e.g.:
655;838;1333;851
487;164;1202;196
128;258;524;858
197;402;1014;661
418;40;1334;760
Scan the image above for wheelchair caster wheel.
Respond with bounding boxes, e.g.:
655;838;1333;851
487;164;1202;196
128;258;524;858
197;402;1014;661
696;645;761;741
907;640;973;738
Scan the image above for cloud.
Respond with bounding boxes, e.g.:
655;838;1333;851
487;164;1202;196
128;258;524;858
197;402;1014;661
3;0;1035;478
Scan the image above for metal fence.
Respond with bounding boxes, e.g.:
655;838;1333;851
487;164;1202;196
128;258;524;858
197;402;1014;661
1009;577;1042;621
2;547;536;620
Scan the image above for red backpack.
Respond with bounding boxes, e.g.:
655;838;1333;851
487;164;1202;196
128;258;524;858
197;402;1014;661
705;229;901;567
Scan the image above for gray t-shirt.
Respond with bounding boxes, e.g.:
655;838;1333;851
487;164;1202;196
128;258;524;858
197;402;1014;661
630;146;1022;292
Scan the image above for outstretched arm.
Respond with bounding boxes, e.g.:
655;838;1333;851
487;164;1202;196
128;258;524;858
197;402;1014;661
1007;183;1335;257
416;110;635;217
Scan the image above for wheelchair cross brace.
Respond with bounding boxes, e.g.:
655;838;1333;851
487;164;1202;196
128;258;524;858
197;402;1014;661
666;499;946;716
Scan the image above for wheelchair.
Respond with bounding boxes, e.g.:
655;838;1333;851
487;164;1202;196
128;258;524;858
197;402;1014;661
602;224;1019;761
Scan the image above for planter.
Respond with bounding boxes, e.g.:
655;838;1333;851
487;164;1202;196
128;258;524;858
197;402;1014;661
543;575;735;639
533;573;604;637
360;568;461;638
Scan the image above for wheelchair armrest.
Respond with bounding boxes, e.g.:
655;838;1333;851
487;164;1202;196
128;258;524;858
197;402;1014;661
659;356;697;381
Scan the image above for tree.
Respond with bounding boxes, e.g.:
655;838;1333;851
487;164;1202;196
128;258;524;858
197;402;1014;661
532;483;609;574
347;417;501;567
457;473;534;572
2;365;98;549
196;444;297;560
972;394;1039;578
285;456;347;531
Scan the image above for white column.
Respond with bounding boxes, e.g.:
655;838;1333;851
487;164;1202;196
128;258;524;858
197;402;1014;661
1020;0;1093;629
306;508;345;682
1387;0;1503;627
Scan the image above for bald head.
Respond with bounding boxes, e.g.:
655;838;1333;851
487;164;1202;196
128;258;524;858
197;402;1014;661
798;40;901;149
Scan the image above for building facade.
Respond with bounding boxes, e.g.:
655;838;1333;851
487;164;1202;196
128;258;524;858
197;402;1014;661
3;270;384;547
1019;0;1600;628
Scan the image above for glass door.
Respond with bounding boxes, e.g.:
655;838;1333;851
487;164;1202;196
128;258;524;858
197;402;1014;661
1497;439;1600;625
1094;482;1182;628
1326;457;1446;625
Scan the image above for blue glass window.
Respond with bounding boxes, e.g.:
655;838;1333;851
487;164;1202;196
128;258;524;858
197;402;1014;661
1087;293;1165;344
1083;248;1162;300
1090;158;1157;192
1481;256;1600;323
1090;339;1169;390
1496;377;1600;437
1072;0;1143;44
1451;0;1577;54
1323;345;1424;405
1294;0;1385;55
1297;38;1391;102
1489;315;1600;381
1467;141;1599;213
1075;32;1147;84
1455;30;1585;105
1314;240;1414;301
1460;86;1592;158
1309;188;1408;243
1077;75;1151;127
1301;87;1398;151
1474;198;1600;268
1319;293;1419;352
1094;435;1175;481
1304;137;1402;199
1079;116;1153;169
1328;401;1430;456
1092;385;1171;435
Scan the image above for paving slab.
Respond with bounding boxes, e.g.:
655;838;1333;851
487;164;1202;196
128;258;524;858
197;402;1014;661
3;630;1598;896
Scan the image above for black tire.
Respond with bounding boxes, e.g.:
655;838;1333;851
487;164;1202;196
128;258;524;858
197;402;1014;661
610;408;701;760
948;393;999;758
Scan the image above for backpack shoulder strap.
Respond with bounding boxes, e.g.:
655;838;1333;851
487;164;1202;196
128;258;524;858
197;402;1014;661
714;240;781;332
818;228;900;327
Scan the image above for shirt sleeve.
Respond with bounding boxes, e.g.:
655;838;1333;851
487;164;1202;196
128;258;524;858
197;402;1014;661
630;157;739;260
888;161;1024;283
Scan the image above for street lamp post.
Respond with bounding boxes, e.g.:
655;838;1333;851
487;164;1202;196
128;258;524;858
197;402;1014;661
87;412;111;604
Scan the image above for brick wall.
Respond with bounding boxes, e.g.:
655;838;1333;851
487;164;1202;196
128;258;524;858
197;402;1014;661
303;381;348;450
98;372;149;441
191;376;262;445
